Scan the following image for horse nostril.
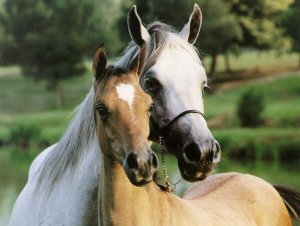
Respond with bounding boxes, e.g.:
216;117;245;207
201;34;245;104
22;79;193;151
151;153;158;168
127;153;139;170
213;141;221;163
183;143;202;163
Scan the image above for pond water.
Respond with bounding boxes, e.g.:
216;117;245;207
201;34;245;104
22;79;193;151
1;150;300;226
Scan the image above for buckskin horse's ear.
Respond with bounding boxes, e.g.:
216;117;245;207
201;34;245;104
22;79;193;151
129;41;147;77
93;45;107;81
179;4;202;44
128;5;151;47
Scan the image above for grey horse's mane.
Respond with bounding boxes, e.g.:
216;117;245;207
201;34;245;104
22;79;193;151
36;21;201;190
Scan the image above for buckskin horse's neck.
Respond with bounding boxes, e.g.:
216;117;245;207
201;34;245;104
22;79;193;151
98;153;158;226
98;151;193;226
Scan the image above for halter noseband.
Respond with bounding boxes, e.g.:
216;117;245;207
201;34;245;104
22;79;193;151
151;110;205;137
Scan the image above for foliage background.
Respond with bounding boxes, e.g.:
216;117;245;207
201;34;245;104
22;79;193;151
0;0;300;225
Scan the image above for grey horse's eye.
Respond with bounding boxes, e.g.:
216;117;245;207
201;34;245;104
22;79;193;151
201;81;211;93
148;102;154;112
143;77;161;93
95;102;109;121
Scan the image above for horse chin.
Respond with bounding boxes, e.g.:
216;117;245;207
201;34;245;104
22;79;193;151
124;169;153;187
177;159;215;182
130;178;152;187
180;169;209;182
127;176;153;187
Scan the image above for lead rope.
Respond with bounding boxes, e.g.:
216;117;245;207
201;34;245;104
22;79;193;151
158;136;182;192
159;136;172;192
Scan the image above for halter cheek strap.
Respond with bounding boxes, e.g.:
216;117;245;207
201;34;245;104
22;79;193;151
160;110;205;135
151;110;205;138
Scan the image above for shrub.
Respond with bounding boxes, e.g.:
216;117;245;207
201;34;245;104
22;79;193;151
9;123;41;151
237;88;264;127
279;142;300;163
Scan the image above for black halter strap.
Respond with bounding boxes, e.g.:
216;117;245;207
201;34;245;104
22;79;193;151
151;110;205;137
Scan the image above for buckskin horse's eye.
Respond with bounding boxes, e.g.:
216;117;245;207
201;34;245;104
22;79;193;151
95;102;109;120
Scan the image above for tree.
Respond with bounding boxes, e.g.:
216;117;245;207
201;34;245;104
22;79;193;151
196;0;242;75
115;0;242;75
226;0;293;50
0;0;120;108
150;0;195;28
0;3;16;65
115;0;153;50
149;0;242;75
280;0;300;67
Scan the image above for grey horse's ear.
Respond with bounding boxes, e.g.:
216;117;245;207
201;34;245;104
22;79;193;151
129;41;147;76
180;4;202;44
93;45;108;81
127;5;151;47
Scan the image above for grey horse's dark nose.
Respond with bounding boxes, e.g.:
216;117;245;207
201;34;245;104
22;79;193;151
213;140;221;163
212;141;221;163
183;143;202;163
183;140;221;164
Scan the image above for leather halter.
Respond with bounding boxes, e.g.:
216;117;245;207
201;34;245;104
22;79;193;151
151;109;204;192
151;110;205;138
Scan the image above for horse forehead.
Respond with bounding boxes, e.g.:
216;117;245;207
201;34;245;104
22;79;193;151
150;47;206;84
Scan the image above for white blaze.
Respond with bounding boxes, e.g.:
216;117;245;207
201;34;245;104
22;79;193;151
116;84;135;109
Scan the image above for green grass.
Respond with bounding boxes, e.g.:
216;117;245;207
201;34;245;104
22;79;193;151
263;99;300;125
0;111;70;142
203;50;299;72
0;65;21;77
205;73;300;127
213;127;300;142
0;69;92;114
